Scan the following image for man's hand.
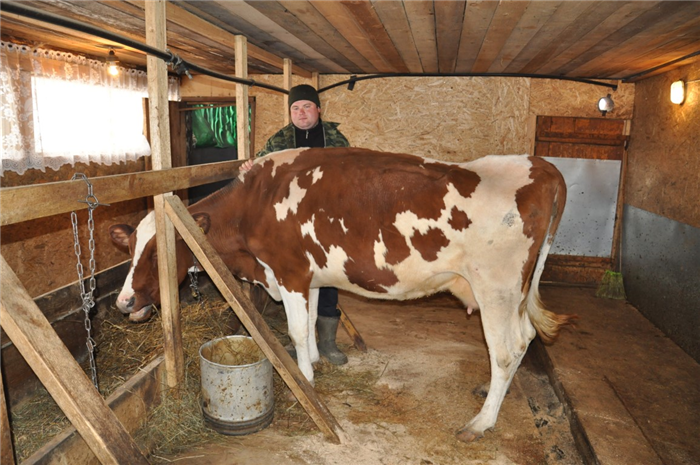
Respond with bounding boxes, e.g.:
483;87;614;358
240;159;254;172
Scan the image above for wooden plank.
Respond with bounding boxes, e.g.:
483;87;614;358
371;0;423;73
435;0;467;73
1;367;15;465
162;196;344;444
284;58;292;126
534;1;660;76
472;0;530;73
0;256;149;464
454;0;499;73
488;1;561;73
311;0;393;72
340;0;409;73
236;35;251;161
216;1;345;73
250;0;363;74
338;305;367;353
504;1;591;73
402;0;438;73
23;356;164;465
0;160;243;226
146;0;184;390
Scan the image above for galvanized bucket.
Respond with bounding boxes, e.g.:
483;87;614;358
199;335;274;435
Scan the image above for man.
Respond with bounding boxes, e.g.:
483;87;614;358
241;84;350;365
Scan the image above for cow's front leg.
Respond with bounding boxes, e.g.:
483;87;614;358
307;288;320;363
279;289;315;383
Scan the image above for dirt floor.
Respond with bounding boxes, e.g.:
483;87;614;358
159;288;583;465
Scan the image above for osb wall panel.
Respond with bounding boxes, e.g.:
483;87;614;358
626;60;700;228
529;80;634;120
320;76;530;161
1;159;148;298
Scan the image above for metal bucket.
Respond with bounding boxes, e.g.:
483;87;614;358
199;335;274;435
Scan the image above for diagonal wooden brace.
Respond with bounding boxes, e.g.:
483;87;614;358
163;195;344;444
338;305;367;352
0;255;149;465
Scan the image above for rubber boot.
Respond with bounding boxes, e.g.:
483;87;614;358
316;315;348;365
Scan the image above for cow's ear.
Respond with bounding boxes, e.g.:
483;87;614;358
109;224;133;250
192;213;211;234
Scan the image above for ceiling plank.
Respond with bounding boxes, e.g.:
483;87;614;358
231;1;347;73
279;0;375;73
341;0;409;73
455;0;499;73
488;1;561;73
503;1;596;74
534;1;661;76
564;2;700;78
519;1;627;75
247;1;356;73
403;0;438;73
370;0;422;73
435;1;467;73
311;0;393;72
472;1;531;73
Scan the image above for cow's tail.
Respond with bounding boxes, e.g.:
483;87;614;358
522;173;576;344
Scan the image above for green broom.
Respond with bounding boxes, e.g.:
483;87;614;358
597;203;627;300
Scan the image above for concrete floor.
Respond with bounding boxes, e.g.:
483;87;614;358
164;285;700;465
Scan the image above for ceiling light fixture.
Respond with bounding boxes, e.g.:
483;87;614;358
106;49;119;76
597;94;614;116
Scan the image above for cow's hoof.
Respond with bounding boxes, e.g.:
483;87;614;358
455;427;484;443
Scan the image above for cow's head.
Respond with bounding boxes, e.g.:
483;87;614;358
109;211;211;322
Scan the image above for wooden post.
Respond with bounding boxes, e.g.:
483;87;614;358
283;58;292;126
311;71;320;91
235;35;250;160
146;0;184;388
163;196;345;444
0;257;149;464
1;368;15;465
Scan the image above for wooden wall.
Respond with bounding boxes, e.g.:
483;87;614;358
626;61;700;228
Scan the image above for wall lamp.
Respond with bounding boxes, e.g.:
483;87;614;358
597;94;614;116
106;49;119;76
671;78;699;105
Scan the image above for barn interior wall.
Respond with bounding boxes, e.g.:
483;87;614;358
624;60;700;362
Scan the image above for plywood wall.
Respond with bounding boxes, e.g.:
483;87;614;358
183;74;634;162
626;61;700;228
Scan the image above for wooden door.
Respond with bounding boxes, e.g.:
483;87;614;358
535;116;630;285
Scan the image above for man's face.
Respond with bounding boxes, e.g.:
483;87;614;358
290;100;320;130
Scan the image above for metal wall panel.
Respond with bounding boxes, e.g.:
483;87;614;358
623;205;700;362
543;157;621;257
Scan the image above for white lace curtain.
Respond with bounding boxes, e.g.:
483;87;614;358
1;41;180;175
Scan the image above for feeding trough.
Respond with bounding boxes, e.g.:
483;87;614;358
199;335;274;435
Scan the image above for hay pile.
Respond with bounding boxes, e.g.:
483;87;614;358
10;281;379;462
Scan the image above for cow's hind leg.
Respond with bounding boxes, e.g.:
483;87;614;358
307;288;320;363
456;289;536;442
279;289;315;383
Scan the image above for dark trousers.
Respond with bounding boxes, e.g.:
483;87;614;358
318;287;340;317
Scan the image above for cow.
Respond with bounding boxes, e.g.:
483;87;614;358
109;147;574;442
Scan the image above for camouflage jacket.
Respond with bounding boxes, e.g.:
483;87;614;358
255;120;350;158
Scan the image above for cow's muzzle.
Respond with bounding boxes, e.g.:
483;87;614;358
116;296;154;323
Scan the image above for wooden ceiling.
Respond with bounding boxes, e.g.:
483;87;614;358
2;1;700;83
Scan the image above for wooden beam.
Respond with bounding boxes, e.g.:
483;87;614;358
284;58;292;126
0;160;244;226
146;0;184;389
236;35;250;161
162;196;344;444
0;256;149;464
0;368;15;465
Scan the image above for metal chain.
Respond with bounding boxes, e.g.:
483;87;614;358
71;173;109;391
189;253;202;303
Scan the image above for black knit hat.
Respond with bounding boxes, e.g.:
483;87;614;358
288;84;321;109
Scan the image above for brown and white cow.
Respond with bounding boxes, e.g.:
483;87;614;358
109;147;573;441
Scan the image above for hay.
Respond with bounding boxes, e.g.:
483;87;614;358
9;281;382;462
